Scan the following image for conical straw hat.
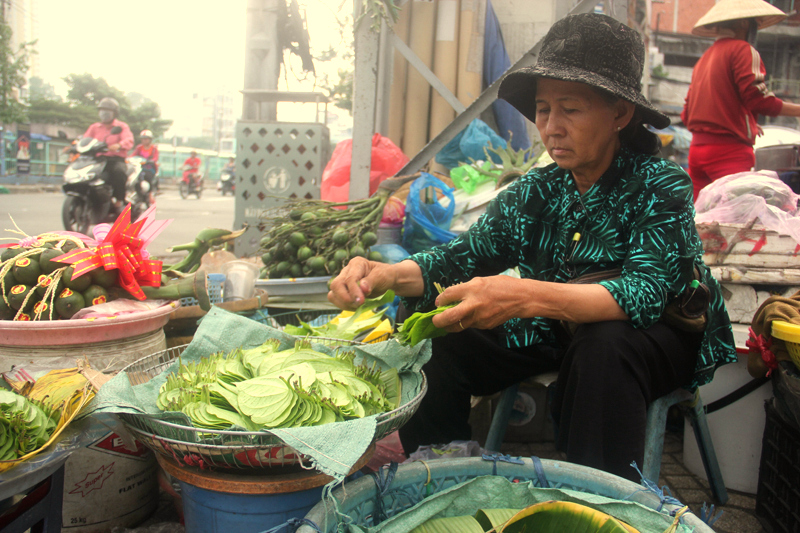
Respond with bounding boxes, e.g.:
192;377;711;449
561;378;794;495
692;0;786;37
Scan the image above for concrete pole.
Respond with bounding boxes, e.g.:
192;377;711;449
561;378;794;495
242;0;281;121
349;1;380;200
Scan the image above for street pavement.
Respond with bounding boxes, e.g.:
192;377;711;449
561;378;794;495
0;183;236;263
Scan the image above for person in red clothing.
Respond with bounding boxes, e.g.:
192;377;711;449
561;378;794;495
83;97;134;210
182;151;202;187
132;129;159;194
682;0;800;200
132;129;159;168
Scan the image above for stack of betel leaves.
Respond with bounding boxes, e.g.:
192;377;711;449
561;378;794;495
0;368;96;469
396;283;456;347
258;188;393;280
0;390;57;461
156;338;401;431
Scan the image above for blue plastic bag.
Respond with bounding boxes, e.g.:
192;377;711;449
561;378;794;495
403;173;458;254
435;119;507;170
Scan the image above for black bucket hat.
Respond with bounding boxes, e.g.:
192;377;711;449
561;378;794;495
498;13;670;130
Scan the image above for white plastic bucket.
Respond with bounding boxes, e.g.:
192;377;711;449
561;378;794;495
683;354;772;493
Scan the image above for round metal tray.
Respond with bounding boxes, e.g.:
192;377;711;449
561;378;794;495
117;342;425;469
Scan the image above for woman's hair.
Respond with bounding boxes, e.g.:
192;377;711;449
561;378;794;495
594;88;661;156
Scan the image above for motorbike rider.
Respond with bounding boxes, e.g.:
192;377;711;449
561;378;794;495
223;157;235;174
82;97;133;211
132;129;159;195
182;151;202;189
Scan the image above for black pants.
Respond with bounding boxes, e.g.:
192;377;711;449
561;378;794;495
103;157;128;203
397;320;700;482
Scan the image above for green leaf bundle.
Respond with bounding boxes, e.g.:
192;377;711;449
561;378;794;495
0;390;58;460
156;340;402;433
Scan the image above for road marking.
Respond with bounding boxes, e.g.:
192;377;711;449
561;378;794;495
157;195;233;202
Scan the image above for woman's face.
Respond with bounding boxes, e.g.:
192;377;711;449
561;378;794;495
534;78;633;184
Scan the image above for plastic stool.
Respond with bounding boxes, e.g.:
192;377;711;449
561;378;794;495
644;388;728;504
485;385;729;504
0;463;65;533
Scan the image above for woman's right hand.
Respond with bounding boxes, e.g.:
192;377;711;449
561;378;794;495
328;257;397;310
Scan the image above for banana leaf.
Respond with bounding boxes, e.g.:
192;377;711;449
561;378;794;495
409;515;485;533
501;500;640;533
474;509;518;531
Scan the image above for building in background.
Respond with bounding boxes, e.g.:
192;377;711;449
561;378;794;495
202;91;236;152
4;0;40;98
4;0;40;77
648;0;800;126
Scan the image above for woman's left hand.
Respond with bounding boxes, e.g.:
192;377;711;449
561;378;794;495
431;276;528;332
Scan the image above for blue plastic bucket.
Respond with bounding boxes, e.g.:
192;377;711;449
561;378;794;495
179;480;323;533
158;455;333;533
299;456;715;533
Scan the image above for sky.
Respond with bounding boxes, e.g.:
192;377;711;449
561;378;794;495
34;0;354;138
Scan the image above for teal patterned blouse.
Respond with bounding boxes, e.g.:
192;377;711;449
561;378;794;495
403;147;737;389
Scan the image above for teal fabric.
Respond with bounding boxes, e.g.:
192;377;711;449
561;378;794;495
346;476;693;533
88;306;431;481
401;147;736;388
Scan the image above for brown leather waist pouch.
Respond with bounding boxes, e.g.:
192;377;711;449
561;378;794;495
560;267;709;336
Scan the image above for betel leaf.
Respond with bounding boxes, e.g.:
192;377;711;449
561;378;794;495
208;381;241;412
0;422;16;460
396;303;458;346
241;339;283;375
380;367;401;411
235;377;297;426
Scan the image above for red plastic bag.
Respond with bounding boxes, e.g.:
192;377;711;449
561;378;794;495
321;133;409;202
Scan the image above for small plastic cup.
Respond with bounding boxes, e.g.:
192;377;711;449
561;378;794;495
221;261;260;302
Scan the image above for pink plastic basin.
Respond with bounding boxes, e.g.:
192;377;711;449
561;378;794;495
0;303;178;346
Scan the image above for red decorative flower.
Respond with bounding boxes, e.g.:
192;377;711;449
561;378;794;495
51;205;167;300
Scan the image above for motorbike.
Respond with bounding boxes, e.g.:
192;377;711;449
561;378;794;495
218;167;235;196
62;130;152;234
180;167;204;199
125;156;156;214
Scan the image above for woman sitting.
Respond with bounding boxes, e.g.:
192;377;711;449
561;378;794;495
328;12;737;482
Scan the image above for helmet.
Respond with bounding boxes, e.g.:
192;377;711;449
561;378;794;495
140;129;153;139
97;97;120;114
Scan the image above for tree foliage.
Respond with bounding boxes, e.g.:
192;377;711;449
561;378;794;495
27;98;95;129
0;8;33;126
28;73;172;140
63;73;126;108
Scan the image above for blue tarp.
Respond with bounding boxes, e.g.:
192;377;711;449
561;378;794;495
484;0;531;152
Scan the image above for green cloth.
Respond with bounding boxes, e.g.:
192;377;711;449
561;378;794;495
345;476;692;533
89;306;431;481
402;147;737;388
